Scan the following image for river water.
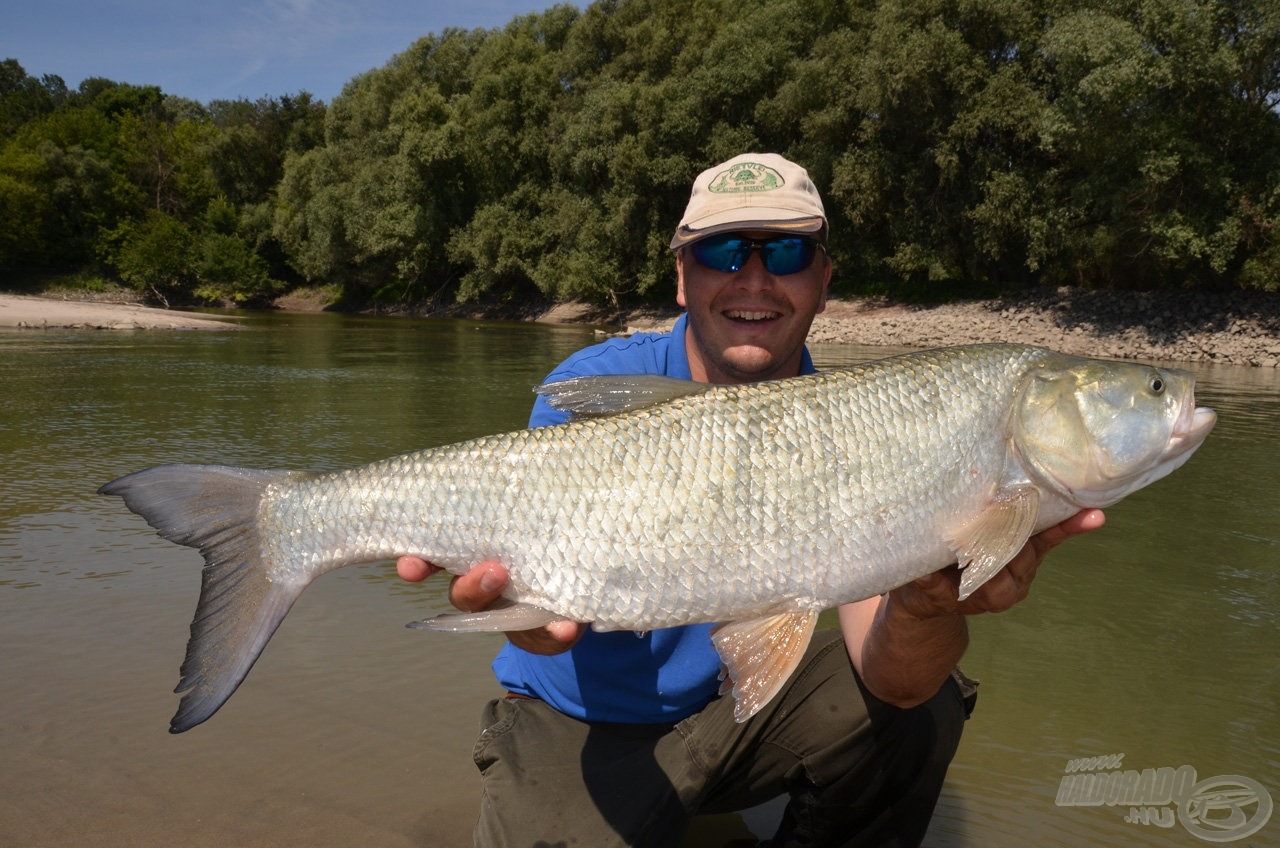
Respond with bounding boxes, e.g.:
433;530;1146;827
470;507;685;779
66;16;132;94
1;312;1276;847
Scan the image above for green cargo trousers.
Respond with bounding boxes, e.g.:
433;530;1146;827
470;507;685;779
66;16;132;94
470;630;973;847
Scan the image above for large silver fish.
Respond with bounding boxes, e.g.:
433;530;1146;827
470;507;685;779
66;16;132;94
100;344;1215;732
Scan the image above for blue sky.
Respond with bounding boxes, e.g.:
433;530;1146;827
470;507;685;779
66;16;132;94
4;0;576;104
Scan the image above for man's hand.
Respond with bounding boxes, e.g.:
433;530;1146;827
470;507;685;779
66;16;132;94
395;556;586;655
846;508;1105;707
892;508;1106;619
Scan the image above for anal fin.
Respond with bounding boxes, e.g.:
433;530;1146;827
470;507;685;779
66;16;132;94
711;610;818;723
406;603;566;633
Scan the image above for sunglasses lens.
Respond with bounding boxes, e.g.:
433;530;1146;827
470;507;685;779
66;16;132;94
690;235;818;275
762;238;816;275
691;236;750;273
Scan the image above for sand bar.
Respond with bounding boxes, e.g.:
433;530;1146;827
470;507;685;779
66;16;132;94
0;293;240;330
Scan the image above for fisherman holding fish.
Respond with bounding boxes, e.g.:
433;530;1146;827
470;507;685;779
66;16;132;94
396;154;1106;847
104;152;1211;841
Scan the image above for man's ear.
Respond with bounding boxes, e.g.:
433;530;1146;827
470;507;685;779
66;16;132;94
816;252;831;314
675;249;688;308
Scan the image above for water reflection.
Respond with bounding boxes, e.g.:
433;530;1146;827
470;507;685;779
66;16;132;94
0;317;1276;847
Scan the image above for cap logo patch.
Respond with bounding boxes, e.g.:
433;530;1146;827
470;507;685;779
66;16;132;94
708;162;784;194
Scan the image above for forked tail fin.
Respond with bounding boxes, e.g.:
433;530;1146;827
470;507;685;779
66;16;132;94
99;464;312;732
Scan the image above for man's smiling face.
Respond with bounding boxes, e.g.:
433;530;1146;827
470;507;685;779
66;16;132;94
676;230;831;385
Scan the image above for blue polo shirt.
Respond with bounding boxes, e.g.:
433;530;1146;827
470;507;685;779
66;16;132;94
491;314;818;723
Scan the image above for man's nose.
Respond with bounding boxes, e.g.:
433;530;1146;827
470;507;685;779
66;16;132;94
731;250;776;286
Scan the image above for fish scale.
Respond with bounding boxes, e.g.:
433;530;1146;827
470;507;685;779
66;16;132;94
99;343;1215;730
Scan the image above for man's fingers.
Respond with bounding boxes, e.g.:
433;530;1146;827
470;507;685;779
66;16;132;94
396;555;439;582
508;620;587;655
544;619;586;644
1034;508;1106;552
448;561;509;612
398;557;583;654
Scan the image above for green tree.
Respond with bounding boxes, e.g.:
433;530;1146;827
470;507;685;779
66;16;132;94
0;144;50;267
191;230;277;304
772;0;1280;293
103;211;195;300
449;0;840;304
0;104;137;268
201;93;325;285
0;59;68;136
205;93;325;206
276;27;485;299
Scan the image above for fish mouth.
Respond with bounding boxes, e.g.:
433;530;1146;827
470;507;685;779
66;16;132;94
1167;406;1217;457
1166;378;1217;458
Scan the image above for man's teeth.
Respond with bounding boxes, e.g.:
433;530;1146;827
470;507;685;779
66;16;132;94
725;310;780;321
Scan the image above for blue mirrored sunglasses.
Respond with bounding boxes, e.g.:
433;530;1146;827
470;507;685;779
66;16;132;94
689;234;823;276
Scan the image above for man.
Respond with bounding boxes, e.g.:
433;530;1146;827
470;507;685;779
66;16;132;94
398;153;1103;846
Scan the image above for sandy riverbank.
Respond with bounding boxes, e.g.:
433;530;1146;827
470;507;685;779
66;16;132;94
0;293;241;330
5;287;1279;367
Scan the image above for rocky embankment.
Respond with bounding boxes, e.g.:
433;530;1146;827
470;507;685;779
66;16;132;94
620;287;1280;368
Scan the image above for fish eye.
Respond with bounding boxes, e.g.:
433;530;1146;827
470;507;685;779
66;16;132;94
1149;375;1165;395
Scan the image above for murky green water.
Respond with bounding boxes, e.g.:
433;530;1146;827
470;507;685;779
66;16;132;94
1;313;1276;847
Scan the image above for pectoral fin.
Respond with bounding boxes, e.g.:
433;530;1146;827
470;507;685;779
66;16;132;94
711;610;818;723
946;485;1041;600
407;603;566;632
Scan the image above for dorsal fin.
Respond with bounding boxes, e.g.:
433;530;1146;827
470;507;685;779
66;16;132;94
535;374;710;418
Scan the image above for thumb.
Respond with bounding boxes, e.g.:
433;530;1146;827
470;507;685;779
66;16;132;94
449;560;509;612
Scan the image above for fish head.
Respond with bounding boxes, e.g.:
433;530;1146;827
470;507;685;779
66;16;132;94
1014;356;1216;507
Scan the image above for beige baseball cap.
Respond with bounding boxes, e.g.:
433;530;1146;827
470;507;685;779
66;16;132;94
669;153;827;249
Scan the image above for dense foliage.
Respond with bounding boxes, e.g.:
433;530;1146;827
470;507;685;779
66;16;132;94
0;58;325;303
3;0;1279;306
